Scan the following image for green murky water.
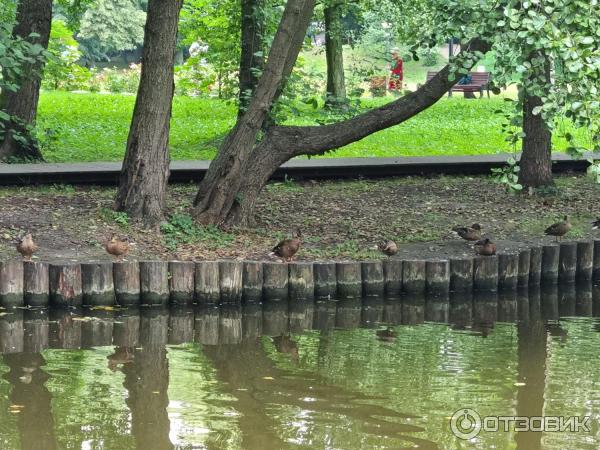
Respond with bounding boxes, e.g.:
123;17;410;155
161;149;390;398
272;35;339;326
0;285;599;449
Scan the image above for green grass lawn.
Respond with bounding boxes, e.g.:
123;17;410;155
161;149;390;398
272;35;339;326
37;90;583;163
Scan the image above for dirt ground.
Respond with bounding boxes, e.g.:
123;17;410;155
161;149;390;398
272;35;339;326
0;173;599;262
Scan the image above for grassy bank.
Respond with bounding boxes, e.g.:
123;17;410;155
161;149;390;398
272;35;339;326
37;91;583;163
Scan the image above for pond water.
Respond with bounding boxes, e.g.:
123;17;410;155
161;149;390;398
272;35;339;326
0;285;599;449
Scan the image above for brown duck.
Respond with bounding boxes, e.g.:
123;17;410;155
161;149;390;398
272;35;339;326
270;230;301;262
105;235;130;261
474;238;496;256
378;240;398;257
452;223;482;241
376;327;397;342
16;233;38;261
545;216;571;241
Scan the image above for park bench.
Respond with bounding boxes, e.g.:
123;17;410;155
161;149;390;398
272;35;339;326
426;71;491;98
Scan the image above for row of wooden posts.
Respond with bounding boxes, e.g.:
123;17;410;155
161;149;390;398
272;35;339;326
0;240;599;308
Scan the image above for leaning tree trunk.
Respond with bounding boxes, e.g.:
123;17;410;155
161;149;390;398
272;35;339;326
324;2;346;108
203;39;491;227
239;0;265;116
193;0;317;225
519;53;553;188
114;0;182;226
0;0;52;162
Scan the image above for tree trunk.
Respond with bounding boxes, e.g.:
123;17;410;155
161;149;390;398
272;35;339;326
519;53;553;188
114;0;182;226
192;0;317;225
518;94;553;187
239;0;264;116
0;0;52;162
324;2;346;108
198;39;490;227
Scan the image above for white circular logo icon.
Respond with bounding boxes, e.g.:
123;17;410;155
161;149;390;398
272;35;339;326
450;408;482;440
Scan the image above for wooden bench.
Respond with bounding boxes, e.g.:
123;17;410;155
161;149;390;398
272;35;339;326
426;71;491;98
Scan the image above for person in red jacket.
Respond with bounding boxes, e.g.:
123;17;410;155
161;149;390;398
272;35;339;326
388;48;404;92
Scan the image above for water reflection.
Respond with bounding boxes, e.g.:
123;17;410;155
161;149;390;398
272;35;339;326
0;285;598;449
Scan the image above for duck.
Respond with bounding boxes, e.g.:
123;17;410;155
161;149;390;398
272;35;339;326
16;233;38;261
474;238;496;256
272;335;299;360
270;230;301;262
378;240;398;257
544;216;571;241
104;235;130;261
592;218;600;230
376;327;397;342
452;223;482;242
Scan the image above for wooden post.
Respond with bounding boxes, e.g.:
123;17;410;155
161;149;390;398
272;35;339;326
450;258;473;292
219;261;243;303
313;262;336;299
139;307;169;347
23;261;49;307
219;305;242;345
288;262;314;300
195;261;220;304
289;300;314;332
594;240;600;281
529;246;543;285
168;307;194;344
168;261;195;305
0;260;24;307
113;308;140;347
113;261;140;306
194;305;219;345
558;242;577;284
402;260;426;294
336;262;362;298
517;248;531;287
139;261;169;305
262;301;288;336
242;303;263;341
49;263;82;308
262;262;289;301
49;309;81;349
361;261;384;297
498;253;519;291
242;261;263;302
335;298;361;329
541;244;560;285
0;310;24;354
81;310;114;348
81;262;115;306
361;297;384;327
24;309;49;353
576;241;594;282
473;256;498;291
426;260;450;296
383;259;402;296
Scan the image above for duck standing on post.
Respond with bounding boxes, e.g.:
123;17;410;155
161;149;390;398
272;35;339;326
452;224;482;242
16;233;38;261
474;238;496;256
105;235;130;261
270;230;302;262
545;216;571;242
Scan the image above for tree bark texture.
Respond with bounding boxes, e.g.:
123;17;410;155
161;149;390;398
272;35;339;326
324;2;346;108
194;39;490;227
0;0;52;162
114;0;182;226
239;0;265;116
519;53;553;188
192;0;317;225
